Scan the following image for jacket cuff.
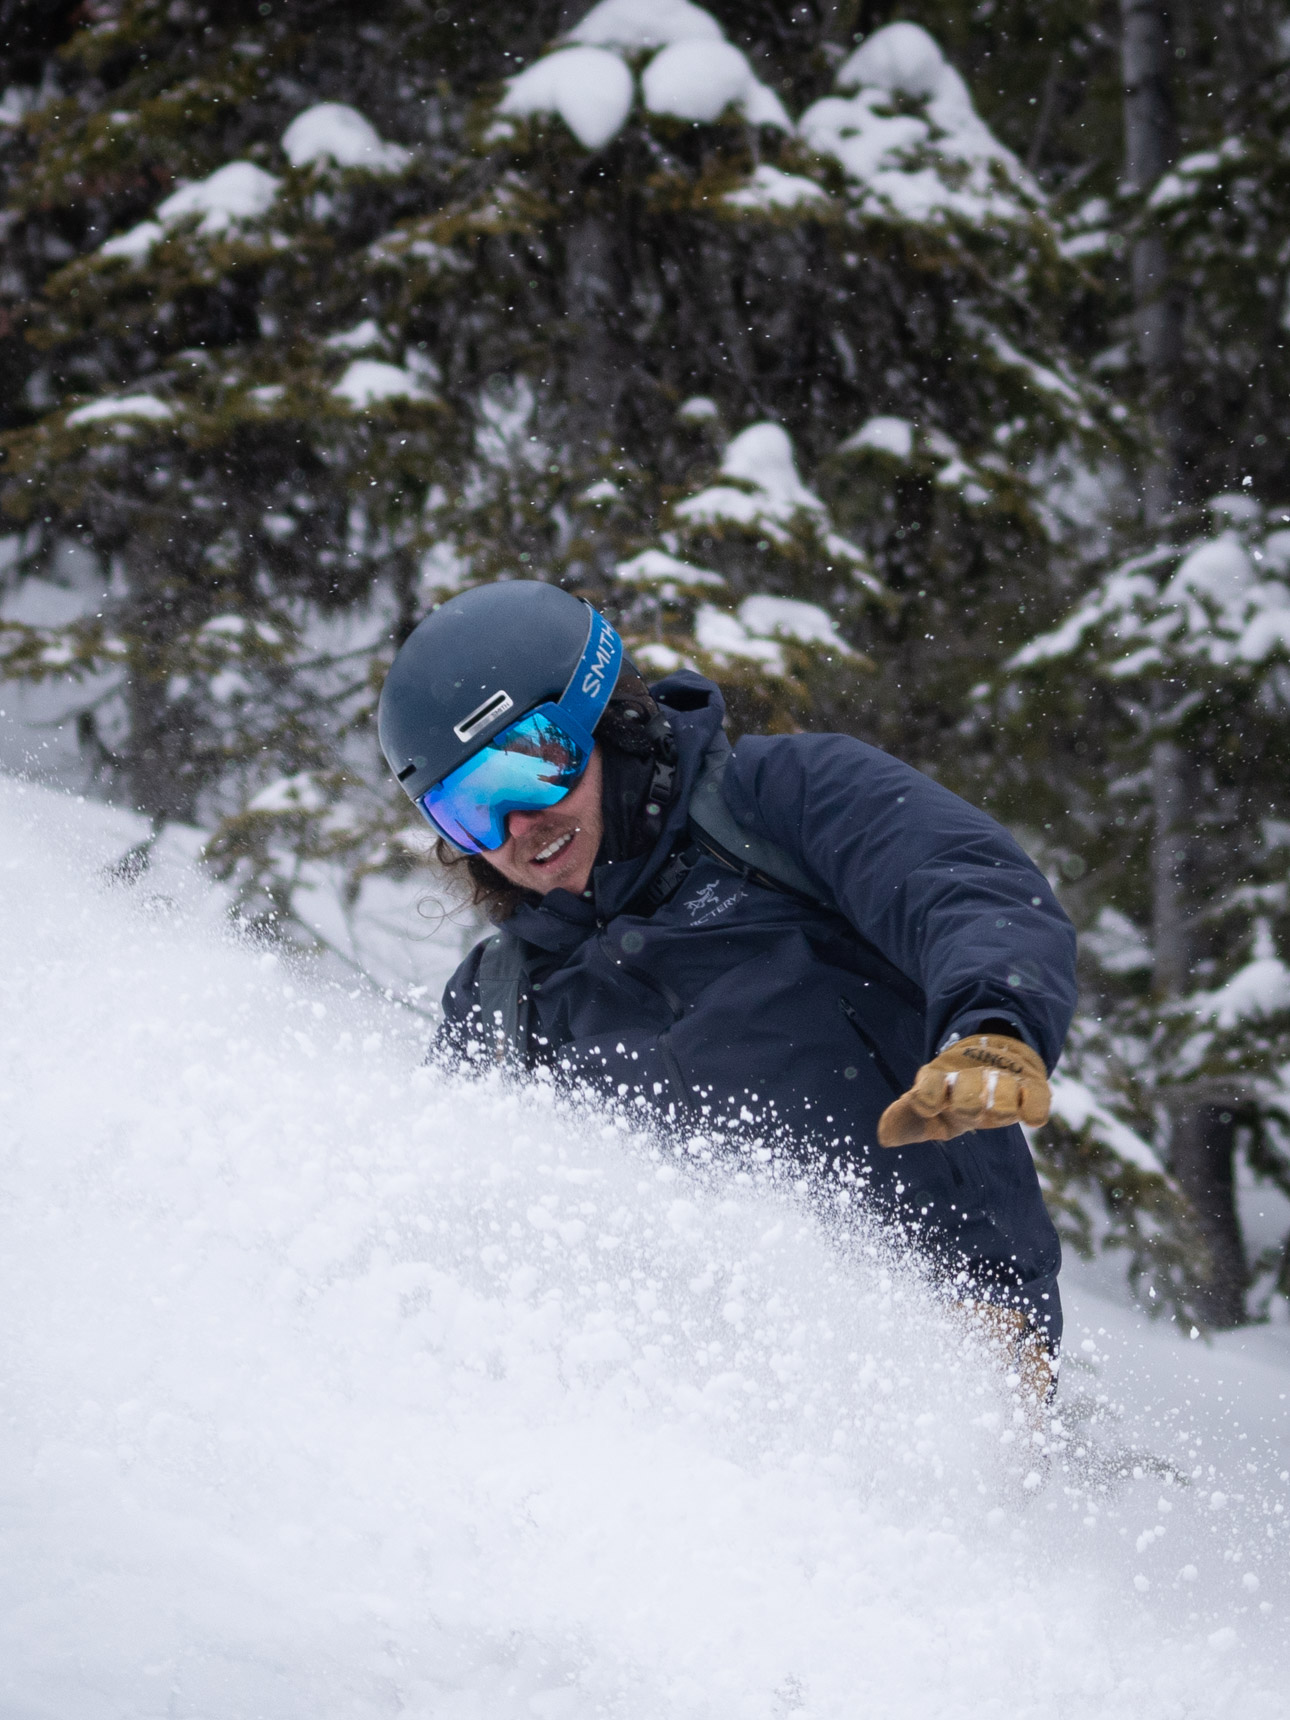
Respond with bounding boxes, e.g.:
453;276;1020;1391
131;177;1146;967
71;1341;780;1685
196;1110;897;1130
938;1009;1044;1062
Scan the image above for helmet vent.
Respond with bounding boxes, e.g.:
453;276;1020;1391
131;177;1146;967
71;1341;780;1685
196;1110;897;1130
453;688;514;743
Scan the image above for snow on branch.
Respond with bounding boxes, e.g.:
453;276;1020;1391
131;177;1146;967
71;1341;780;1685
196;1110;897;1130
840;416;914;458
1047;1076;1166;1176
332;361;434;409
724;165;831;212
101;161;280;260
98;105;406;263
676;422;880;588
281;104;411;173
567;0;723;48
616;549;725;590
497;46;633;149
1193;923;1290;1029
496;1;788;150
1014;520;1290;675
692;596;856;675
800;22;1038;226
66;393;174;427
678;423;824;538
641;40;789;128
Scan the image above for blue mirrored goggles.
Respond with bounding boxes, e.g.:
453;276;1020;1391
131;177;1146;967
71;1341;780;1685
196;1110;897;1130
418;703;595;855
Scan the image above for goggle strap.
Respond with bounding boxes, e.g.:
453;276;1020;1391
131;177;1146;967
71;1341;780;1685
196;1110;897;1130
557;607;623;736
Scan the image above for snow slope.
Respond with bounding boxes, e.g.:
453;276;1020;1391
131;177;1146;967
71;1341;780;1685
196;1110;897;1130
1;777;1288;1718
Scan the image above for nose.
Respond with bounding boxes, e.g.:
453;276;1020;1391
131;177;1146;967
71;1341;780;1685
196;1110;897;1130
506;807;549;842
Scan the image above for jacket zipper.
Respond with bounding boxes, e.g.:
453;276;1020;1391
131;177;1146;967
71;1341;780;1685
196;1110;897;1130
657;1035;693;1115
836;995;905;1098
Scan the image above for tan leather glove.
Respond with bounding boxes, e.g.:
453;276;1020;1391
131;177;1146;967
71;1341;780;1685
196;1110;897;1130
877;1033;1050;1148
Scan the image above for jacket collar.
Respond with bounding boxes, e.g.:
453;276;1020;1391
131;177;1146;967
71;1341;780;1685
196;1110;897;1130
508;673;726;949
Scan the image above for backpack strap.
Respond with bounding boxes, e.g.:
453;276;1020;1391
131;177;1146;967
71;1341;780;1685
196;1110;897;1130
474;930;539;1068
687;736;828;908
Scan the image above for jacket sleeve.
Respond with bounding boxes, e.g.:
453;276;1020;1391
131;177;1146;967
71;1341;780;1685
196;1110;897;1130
723;733;1077;1070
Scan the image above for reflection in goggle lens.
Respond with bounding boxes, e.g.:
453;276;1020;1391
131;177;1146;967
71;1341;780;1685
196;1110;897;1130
419;704;592;854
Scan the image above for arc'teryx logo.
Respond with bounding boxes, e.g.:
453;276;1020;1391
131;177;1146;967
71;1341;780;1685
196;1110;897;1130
580;617;617;702
684;879;743;925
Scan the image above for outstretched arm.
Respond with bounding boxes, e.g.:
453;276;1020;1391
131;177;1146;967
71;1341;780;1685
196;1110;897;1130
723;732;1077;1070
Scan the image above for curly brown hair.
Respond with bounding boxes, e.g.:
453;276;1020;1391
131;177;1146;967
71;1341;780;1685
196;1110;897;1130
430;666;661;924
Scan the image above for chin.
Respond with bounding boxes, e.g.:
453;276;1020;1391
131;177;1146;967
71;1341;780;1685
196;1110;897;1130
531;842;593;894
540;861;588;894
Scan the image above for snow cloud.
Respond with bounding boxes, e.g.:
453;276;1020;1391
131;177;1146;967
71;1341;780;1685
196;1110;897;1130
1;769;1288;1717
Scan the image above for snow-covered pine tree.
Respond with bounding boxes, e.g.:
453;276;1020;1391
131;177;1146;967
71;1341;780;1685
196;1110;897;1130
1136;29;1290;508
995;4;1290;1329
996;498;1290;1327
0;0;551;928
1;1;1108;944
0;3;87;440
389;3;1111;761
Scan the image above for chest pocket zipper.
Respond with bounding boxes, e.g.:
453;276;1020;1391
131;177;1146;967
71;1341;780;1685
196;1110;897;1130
836;995;905;1098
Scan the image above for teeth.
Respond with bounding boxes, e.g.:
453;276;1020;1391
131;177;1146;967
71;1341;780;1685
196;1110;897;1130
534;831;573;863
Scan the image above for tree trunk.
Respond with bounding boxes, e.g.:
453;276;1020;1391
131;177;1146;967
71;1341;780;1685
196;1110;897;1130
562;211;626;588
1152;742;1250;1321
563;212;624;456
1168;1104;1248;1328
1120;0;1185;522
1125;4;1247;1323
122;645;198;826
120;570;201;826
1150;736;1189;997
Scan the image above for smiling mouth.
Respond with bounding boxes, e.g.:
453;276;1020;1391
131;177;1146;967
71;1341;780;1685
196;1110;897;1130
532;829;576;865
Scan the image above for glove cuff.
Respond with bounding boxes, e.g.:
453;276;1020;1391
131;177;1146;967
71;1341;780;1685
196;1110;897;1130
941;1032;1047;1081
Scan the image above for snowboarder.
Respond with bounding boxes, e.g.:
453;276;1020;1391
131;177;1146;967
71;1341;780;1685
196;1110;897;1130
379;582;1076;1393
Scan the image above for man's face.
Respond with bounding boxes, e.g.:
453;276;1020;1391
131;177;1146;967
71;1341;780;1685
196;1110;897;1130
484;744;604;897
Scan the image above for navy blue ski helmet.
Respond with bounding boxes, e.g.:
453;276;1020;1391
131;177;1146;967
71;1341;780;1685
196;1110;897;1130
377;581;624;808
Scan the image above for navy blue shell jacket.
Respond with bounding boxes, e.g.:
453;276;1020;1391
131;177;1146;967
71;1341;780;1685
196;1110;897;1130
438;673;1075;1342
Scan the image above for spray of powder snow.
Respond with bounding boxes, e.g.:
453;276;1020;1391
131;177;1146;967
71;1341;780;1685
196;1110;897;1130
0;776;1287;1719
